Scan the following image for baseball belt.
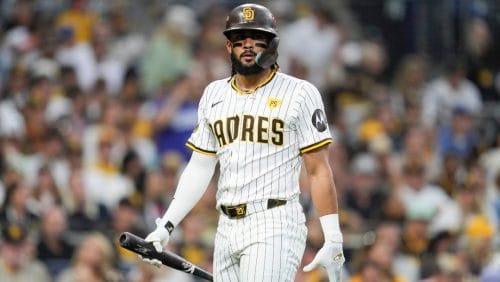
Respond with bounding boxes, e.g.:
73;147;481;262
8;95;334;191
220;198;287;219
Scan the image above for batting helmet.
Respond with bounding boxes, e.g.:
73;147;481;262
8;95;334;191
223;3;278;38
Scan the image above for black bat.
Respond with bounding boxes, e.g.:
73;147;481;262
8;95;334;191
119;232;213;281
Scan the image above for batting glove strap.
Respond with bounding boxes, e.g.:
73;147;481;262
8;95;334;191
164;220;175;235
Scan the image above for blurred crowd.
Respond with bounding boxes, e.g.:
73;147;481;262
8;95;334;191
0;0;499;281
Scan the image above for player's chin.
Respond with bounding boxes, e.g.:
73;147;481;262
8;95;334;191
231;55;263;75
243;63;257;70
241;57;256;65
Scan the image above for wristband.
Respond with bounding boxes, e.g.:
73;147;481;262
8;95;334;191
319;214;343;242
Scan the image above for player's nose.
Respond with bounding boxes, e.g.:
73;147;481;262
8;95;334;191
241;38;255;48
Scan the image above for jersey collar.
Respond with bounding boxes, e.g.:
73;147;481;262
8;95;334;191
230;68;277;95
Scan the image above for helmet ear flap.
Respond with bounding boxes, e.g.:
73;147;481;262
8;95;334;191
256;36;279;69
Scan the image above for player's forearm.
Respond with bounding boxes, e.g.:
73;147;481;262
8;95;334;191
303;146;340;216
158;152;218;227
310;171;343;243
309;169;339;216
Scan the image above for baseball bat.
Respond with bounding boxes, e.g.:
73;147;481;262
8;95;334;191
119;232;213;281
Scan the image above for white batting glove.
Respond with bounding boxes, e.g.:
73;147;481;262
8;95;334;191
303;214;345;282
141;218;172;267
303;239;345;281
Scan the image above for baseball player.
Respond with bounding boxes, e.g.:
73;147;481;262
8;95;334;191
143;3;345;281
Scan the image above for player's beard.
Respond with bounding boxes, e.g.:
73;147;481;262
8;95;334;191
231;52;264;75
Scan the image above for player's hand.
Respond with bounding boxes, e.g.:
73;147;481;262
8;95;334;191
141;218;171;267
303;240;345;282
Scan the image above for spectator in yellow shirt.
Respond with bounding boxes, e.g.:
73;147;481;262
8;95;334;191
56;0;99;43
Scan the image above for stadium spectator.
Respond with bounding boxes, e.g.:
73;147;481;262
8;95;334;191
140;5;198;94
343;152;386;230
55;0;99;44
463;17;500;103
107;6;147;71
63;169;108;241
141;169;171;232
279;2;344;90
396;162;459;236
149;72;205;162
436;105;480;162
55;24;96;91
421;57;483;129
0;222;51;282
83;126;134;211
0;67;27;139
56;231;123;282
36;205;74;279
390;54;429;121
0;181;38;230
31;164;63;213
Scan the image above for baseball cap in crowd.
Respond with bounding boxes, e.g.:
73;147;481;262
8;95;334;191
1;223;28;245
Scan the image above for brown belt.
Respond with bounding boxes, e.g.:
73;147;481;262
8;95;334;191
220;199;287;219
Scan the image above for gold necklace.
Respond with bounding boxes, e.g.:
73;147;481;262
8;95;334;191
231;68;277;95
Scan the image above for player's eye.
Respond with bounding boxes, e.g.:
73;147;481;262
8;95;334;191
230;32;270;45
231;39;267;49
255;42;268;48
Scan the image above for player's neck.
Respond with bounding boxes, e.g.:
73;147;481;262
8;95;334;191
234;68;273;93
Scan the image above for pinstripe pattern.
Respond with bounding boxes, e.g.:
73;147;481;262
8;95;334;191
214;200;307;281
188;71;332;206
187;70;331;281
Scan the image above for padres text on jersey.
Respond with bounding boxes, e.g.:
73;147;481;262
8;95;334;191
186;69;332;206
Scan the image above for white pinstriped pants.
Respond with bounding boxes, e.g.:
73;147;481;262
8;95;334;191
213;199;307;282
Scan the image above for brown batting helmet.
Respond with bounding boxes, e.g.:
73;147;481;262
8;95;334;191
223;3;278;38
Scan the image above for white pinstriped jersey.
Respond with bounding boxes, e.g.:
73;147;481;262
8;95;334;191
186;69;332;207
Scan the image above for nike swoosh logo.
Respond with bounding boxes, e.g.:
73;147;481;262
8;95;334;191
211;101;223;108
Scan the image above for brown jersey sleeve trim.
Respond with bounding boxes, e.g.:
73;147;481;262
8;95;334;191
299;138;333;154
186;142;217;156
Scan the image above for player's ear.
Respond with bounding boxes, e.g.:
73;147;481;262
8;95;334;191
225;40;233;54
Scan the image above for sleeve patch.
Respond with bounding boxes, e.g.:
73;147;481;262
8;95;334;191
311;109;327;132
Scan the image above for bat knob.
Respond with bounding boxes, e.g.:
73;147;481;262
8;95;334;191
119;232;128;245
